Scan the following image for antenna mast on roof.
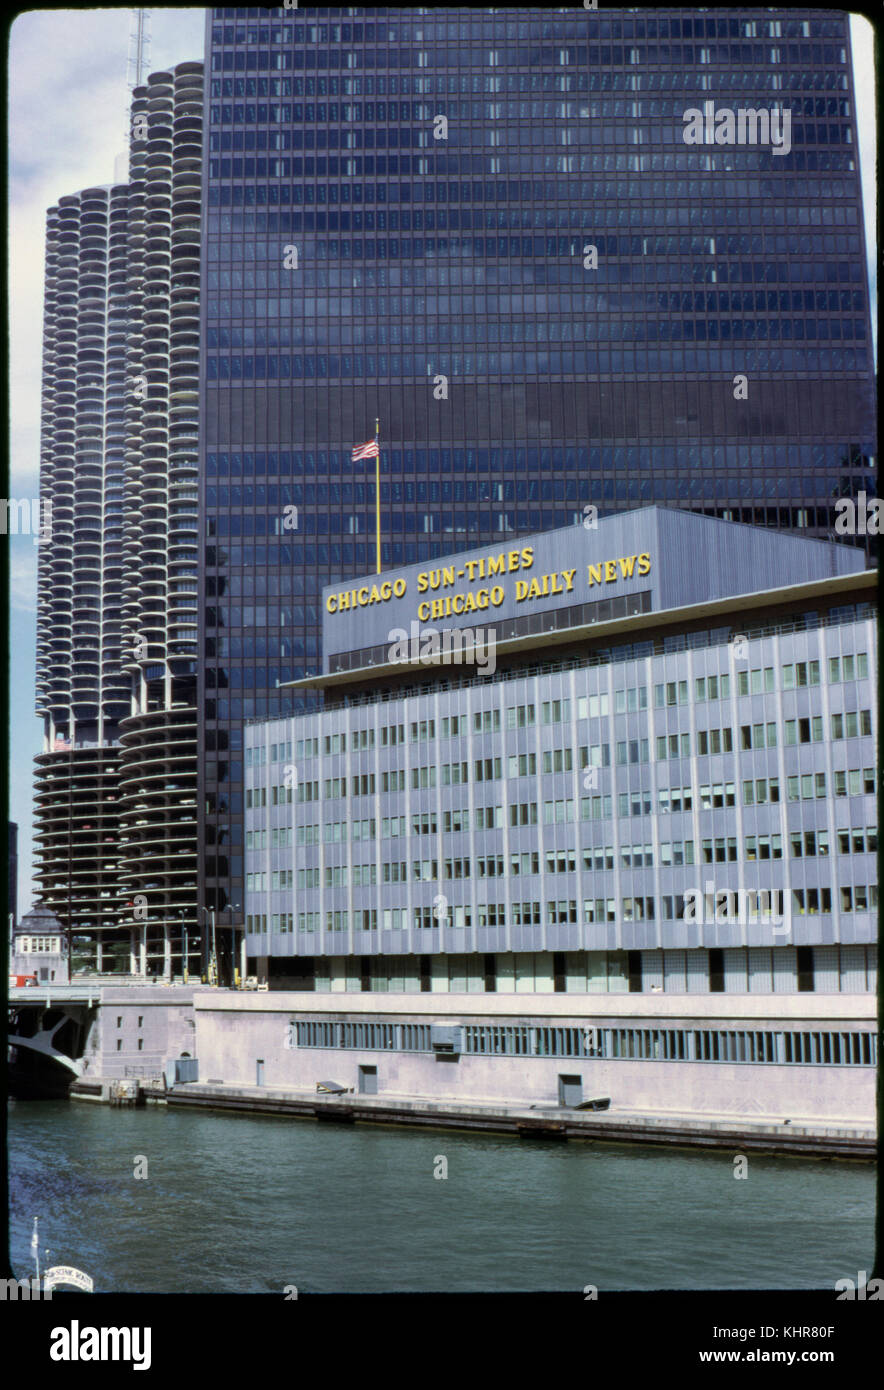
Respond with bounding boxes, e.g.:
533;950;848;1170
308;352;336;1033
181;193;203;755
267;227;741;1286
124;9;152;150
128;8;152;93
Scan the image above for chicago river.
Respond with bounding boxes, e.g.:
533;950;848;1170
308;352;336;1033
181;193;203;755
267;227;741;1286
8;1100;874;1293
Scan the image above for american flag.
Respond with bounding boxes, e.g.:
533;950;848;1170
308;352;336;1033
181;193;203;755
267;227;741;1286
351;439;379;462
54;735;71;751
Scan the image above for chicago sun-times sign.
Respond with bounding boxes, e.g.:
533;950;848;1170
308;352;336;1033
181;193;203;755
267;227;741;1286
321;516;658;661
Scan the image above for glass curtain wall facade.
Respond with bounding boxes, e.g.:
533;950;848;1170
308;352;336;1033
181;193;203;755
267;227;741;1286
199;7;876;935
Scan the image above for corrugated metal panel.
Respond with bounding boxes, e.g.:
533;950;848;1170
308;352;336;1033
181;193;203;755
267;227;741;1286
686;950;708;992
323;508;864;659
840;945;867;993
773;948;797;993
656;509;865;613
663;949;687;993
813;945;839;993
723;948;747;992
324;510;662;658
748;948;772;992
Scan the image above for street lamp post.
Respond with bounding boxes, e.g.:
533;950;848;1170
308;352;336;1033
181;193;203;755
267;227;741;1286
225;903;241;989
179;909;188;983
200;906;217;986
230;906;241;984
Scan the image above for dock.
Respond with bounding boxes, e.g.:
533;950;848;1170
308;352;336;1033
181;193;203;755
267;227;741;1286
68;1078;876;1160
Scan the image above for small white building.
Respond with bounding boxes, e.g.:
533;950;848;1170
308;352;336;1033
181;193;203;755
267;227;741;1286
11;902;68;985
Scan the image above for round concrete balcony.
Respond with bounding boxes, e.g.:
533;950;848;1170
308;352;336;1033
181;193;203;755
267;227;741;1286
117;704;198;937
36;61;203;967
33;745;125;936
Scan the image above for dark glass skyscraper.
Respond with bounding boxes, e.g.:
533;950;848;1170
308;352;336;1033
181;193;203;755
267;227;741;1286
198;7;875;931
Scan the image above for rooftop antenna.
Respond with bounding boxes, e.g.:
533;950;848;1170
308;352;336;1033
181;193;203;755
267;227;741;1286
117;8;152;176
127;7;152;97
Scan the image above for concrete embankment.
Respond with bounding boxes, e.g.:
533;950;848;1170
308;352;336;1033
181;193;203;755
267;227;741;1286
69;1078;875;1159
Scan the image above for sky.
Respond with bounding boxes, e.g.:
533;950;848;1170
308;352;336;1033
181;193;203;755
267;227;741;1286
5;9;878;918
7;8;206;916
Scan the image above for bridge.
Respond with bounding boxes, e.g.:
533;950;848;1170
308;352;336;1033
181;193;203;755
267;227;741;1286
8;987;101;1094
8;981;204;1097
9;984;102;1007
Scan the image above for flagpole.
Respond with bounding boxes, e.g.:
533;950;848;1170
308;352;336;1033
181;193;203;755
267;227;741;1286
374;416;381;574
